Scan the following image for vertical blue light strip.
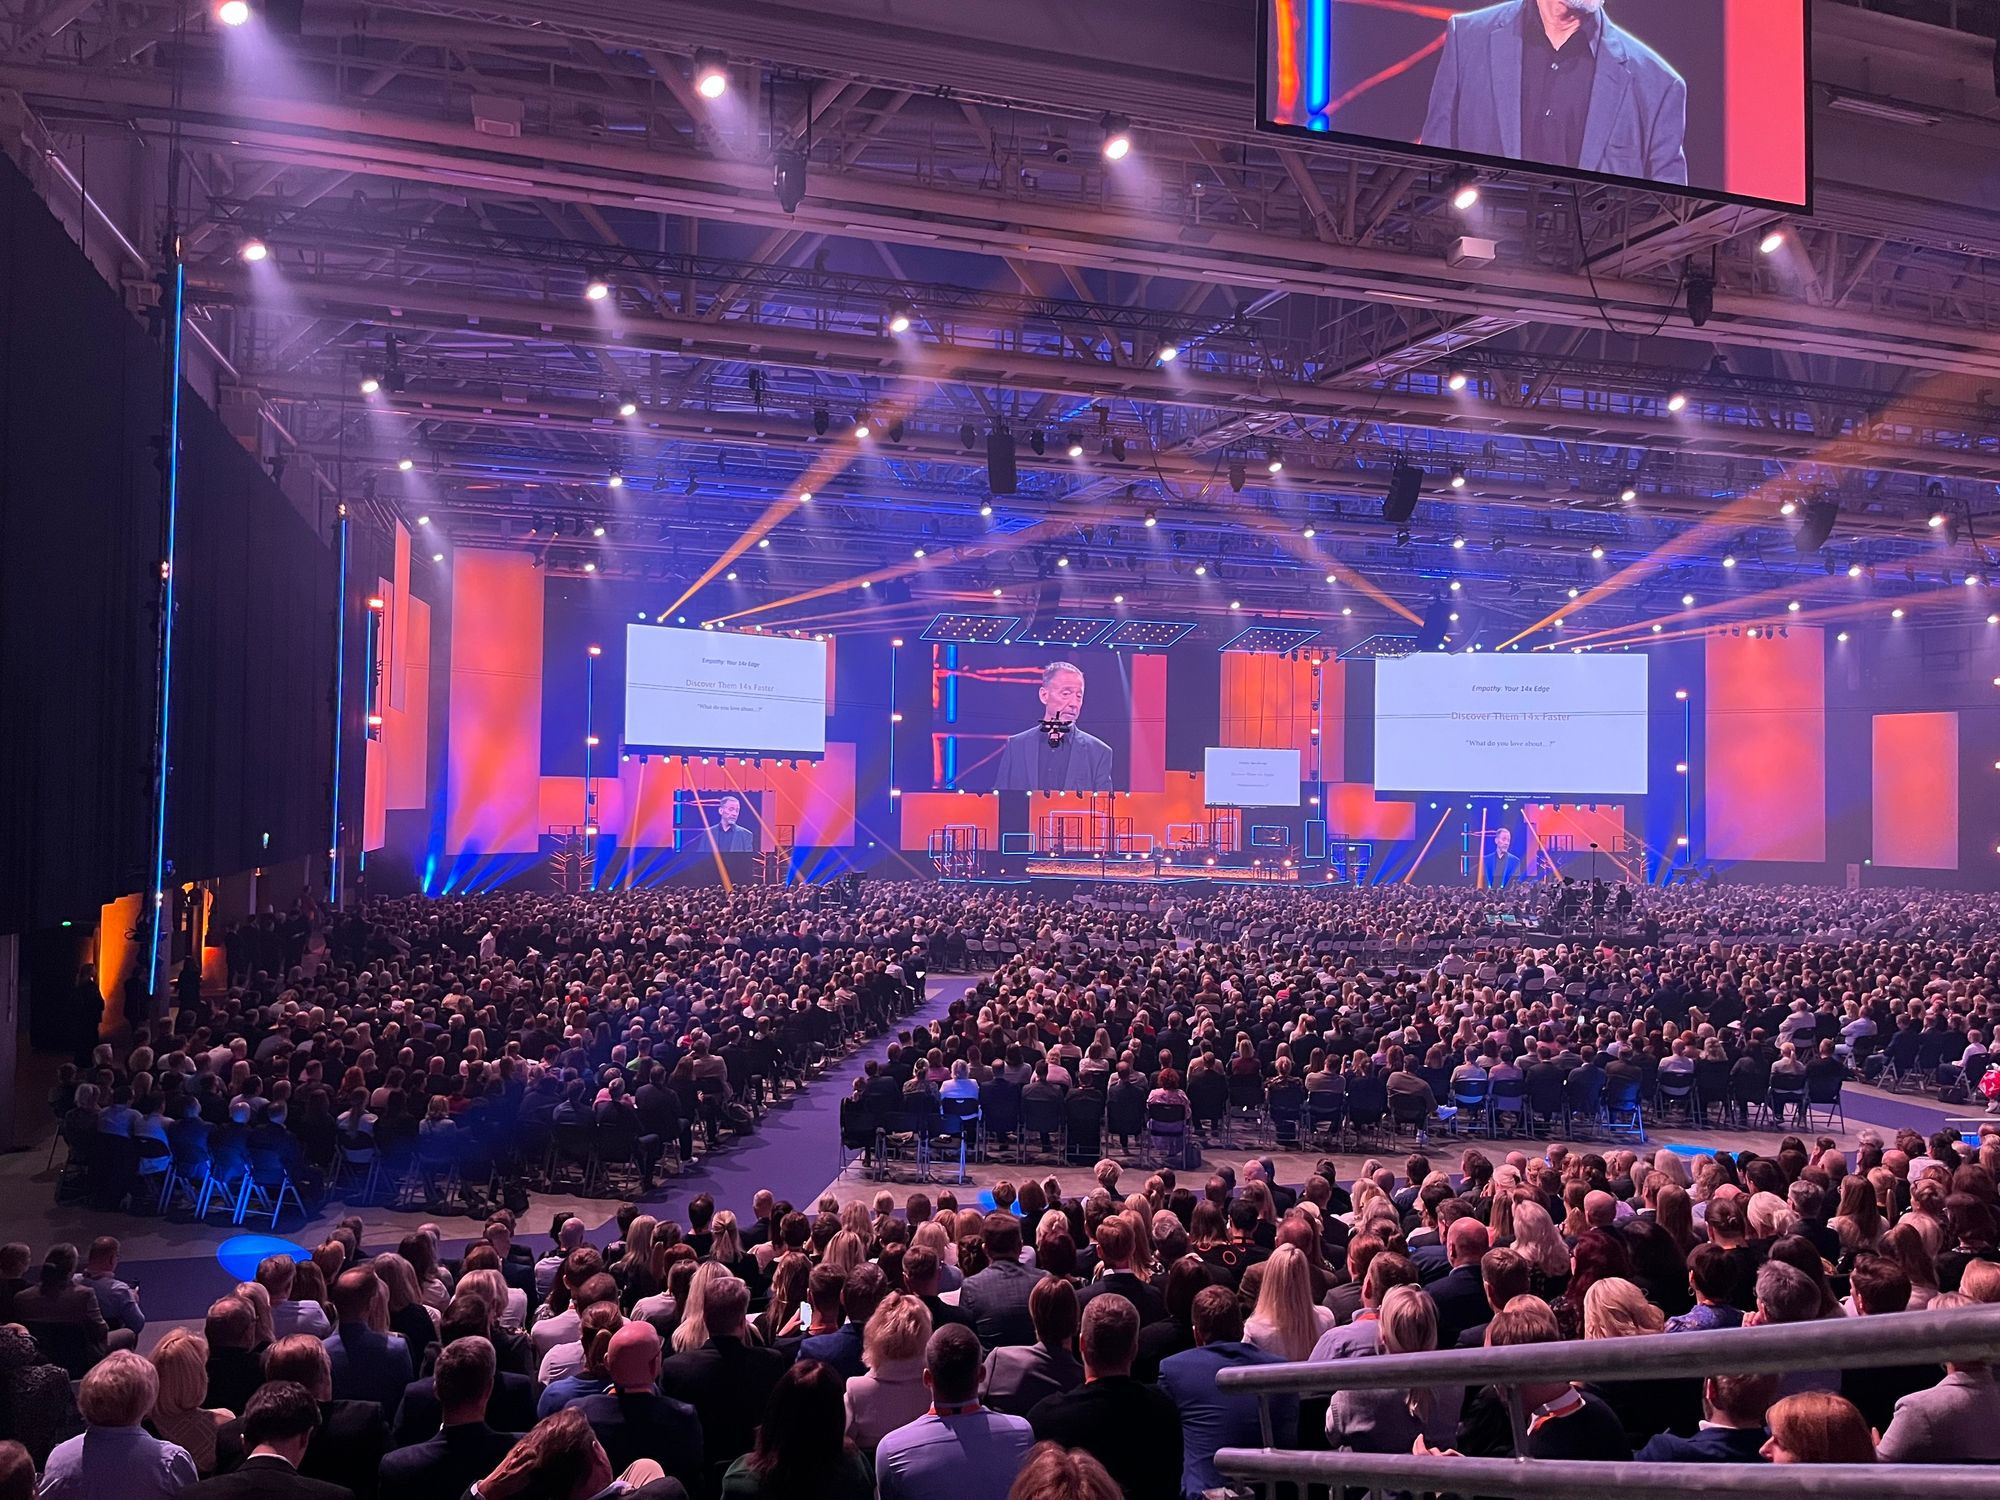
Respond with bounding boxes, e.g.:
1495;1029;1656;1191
330;512;350;904
146;261;186;996
1305;0;1333;127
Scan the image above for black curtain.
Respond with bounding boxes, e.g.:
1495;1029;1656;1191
0;156;339;935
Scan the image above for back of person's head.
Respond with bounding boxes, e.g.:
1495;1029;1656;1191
1378;1283;1437;1357
1079;1292;1140;1376
1582;1277;1664;1338
1849;1254;1912;1316
38;1243;78;1293
924;1324;985;1405
1007;1441;1122;1500
78;1349;158;1427
331;1267;381;1326
1029;1275;1080;1349
477;1408;603;1499
603;1322;663;1389
578;1300;624;1376
807;1262;846;1315
704;1272;751;1336
1959;1258;2000;1304
982;1211;1023;1259
1686;1242;1743;1307
1478;1247;1529;1306
1094;1217;1135;1269
1755;1259;1821;1325
263;1333;334;1400
1362;1250;1418;1306
433;1335;497;1413
0;1440;31;1500
205;1294;256;1350
1767;1392;1875;1463
748;1359;849;1493
1484;1295;1559;1347
1707;1372;1780;1427
0;1244;28;1280
843;1263;888;1327
149;1328;211;1416
242;1381;321;1453
1446;1216;1489;1266
256;1253;297;1301
1190;1284;1244;1346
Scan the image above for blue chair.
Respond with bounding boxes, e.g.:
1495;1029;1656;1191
937;1096;982;1183
1602;1078;1646;1142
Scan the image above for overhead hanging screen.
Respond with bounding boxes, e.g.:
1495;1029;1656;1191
1258;0;1810;212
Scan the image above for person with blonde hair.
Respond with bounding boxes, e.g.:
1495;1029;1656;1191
822;1230;867;1277
672;1261;734;1355
844;1293;934;1448
1326;1284;1458;1453
233;1279;276;1348
1581;1276;1700;1448
1243;1244;1333;1362
1764;1391;1875;1463
39;1350;197;1498
1747;1190;1797;1242
146;1328;233;1474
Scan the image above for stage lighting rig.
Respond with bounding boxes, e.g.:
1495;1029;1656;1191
1028;430;1046;457
959;423;978;451
1686;265;1715;328
693;49;730;99
1228;461;1247;493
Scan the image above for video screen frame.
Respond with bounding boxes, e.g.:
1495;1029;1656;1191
1253;0;1814;214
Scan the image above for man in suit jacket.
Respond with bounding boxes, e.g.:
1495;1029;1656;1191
186;1382;353;1500
1878;1361;2000;1463
656;1276;789;1466
903;1250;974;1336
688;795;756;853
992;662;1113;793
1425;1220;1493;1349
1075;1220;1166;1327
327;1270;414;1417
982;1277;1084;1418
1159;1287;1298;1499
956;1215;1045;1349
1422;0;1688;185
1634;1373;1776;1463
575;1325;704;1491
379;1339;519;1500
798;1264;886;1381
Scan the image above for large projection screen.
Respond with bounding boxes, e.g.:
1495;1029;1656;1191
1258;0;1810;212
625;626;827;756
1374;654;1648;795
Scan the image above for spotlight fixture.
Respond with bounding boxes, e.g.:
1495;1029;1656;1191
798;490;812;503
852;411;872;439
1111;436;1129;462
431;550;444;563
416;514;430;526
584;276;610;302
1848;563;1862;577
1723;555;1738;568
1451;535;1466;550
592;523;607;538
1620;485;1638;503
1056;555;1070;568
616;391;639;417
979;501;994;517
887;304;913;335
1681;593;1696;606
1929;512;1947;529
693;49;729;99
959;423;978;450
1156;343;1180;364
1143;509;1157;527
1446;369;1470;392
1892;606;1905;618
239;237;269;263
1266;449;1284;475
1446;169;1480;211
1303;525;1316;539
1686;267;1715;328
216;0;250;23
1228;462;1247;493
1065;429;1085;459
1193;562;1207;576
773;146;808;213
607;472;624;489
1449;466;1466;490
1028;430;1046;457
1666;391;1689;413
1758;227;1787;255
1101;114;1133;161
396;456;414;472
1590;545;1605;560
887;419;906;443
359;375;380;395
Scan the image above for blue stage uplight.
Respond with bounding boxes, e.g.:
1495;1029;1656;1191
217;1234;313;1283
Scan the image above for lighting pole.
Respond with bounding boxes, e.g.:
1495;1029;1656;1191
585;644;602;888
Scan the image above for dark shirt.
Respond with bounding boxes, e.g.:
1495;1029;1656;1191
1028;1376;1182;1500
378;1421;519;1500
1522;1;1599;168
1036;733;1076;791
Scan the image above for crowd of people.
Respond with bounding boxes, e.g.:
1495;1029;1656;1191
10;877;2000;1499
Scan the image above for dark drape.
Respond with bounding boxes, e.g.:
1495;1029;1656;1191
0;156;338;934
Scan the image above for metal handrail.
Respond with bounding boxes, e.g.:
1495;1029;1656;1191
1214;1452;2000;1500
1215;1301;2000;1398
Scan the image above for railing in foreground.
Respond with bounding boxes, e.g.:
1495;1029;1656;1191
1214;1452;2000;1500
1213;1300;2000;1454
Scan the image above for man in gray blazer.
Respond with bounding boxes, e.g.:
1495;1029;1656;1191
1877;1360;2000;1463
955;1214;1045;1349
1421;0;1687;186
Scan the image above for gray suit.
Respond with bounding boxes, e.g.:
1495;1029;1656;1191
956;1259;1045;1350
1878;1369;2000;1463
1421;1;1687;185
982;1342;1082;1418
